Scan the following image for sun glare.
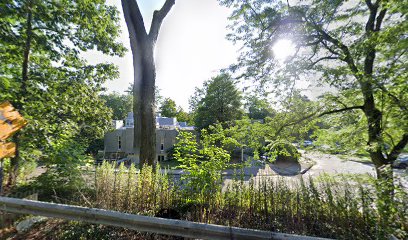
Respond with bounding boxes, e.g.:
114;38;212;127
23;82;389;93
272;39;296;61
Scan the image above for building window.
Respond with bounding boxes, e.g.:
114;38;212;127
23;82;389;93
161;155;165;161
158;155;161;162
160;143;164;151
118;136;122;150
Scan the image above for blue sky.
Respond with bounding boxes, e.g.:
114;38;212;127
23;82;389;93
82;0;238;111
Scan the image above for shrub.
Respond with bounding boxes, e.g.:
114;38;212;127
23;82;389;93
173;130;229;203
267;140;301;162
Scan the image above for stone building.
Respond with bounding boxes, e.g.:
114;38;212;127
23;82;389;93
104;112;194;164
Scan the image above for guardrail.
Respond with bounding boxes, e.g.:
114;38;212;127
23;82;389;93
0;197;330;240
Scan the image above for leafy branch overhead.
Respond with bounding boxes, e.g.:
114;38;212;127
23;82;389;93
0;0;125;186
219;0;407;177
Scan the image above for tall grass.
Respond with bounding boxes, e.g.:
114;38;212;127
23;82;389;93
94;162;176;215
90;162;407;239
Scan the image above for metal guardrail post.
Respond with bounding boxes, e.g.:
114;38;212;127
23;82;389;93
0;197;331;240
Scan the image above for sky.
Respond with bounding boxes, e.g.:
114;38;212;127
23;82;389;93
82;0;239;111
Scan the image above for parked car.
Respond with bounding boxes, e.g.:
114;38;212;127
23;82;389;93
303;140;313;147
393;154;408;169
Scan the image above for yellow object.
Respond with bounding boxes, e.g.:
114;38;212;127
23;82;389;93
0;101;27;159
0;101;27;141
0;142;16;159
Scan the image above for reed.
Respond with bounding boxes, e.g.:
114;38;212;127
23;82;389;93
91;163;407;239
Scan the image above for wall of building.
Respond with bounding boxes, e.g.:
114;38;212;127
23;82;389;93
104;128;190;162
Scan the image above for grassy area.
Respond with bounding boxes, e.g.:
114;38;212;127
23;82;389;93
88;163;408;239
6;162;407;239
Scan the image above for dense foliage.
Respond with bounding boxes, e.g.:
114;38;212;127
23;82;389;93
101;92;133;120
245;94;276;120
190;73;243;129
219;0;408;180
0;0;125;186
159;97;178;118
266;140;301;162
173;128;232;201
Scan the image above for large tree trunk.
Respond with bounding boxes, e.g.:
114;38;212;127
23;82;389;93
140;44;156;165
121;0;175;167
132;57;142;163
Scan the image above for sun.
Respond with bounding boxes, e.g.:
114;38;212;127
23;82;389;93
271;39;296;61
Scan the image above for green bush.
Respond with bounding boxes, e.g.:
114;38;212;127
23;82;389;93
173;129;230;203
267;140;301;162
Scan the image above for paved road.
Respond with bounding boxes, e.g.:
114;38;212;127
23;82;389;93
219;150;408;189
302;151;408;188
302;151;376;176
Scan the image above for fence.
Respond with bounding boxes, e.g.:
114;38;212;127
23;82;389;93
0;196;331;240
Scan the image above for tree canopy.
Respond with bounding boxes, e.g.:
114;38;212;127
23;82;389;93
220;0;408;180
0;0;125;186
245;94;276;120
101;92;133;120
160;98;178;118
191;73;243;130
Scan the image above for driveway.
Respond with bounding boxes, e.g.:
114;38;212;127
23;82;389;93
162;151;408;189
221;150;408;189
302;151;376;176
301;150;408;189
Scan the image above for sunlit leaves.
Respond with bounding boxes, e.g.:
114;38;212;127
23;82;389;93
0;0;125;173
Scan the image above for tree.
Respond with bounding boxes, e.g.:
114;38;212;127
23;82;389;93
121;0;175;166
226;92;317;159
245;94;276;120
101;92;133;120
160;98;178;118
174;125;232;200
159;97;191;123
220;0;407;184
176;107;192;124
0;0;125;186
192;73;243;130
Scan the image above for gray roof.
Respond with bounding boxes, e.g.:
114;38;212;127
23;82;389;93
156;117;177;126
124;112;194;129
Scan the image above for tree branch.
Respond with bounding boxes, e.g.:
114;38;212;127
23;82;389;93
387;133;408;162
365;0;374;10
273;105;364;138
318;106;364;117
274;112;316;137
121;0;147;43
374;82;408;113
375;8;387;31
309;56;339;68
149;0;175;42
302;16;361;79
321;40;340;56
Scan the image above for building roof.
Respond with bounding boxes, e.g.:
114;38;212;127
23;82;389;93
156;117;177;126
121;112;194;130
